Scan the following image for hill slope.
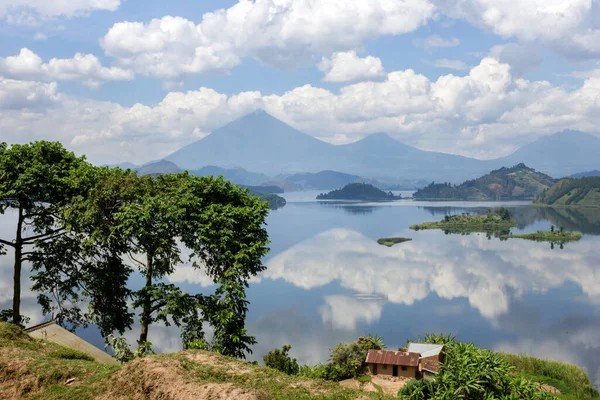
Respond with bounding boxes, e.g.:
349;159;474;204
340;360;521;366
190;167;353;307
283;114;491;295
571;170;600;178
0;322;388;400
317;183;398;201
535;177;600;207
414;164;556;201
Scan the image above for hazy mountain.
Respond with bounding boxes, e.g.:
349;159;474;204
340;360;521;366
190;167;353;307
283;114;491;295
571;170;600;178
414;163;555;201
495;130;600;177
106;162;138;170
166;110;337;174
283;170;363;190
137;160;180;176
163;112;600;182
191;166;269;186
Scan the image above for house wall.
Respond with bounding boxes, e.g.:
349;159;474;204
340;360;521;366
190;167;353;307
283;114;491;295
367;363;418;378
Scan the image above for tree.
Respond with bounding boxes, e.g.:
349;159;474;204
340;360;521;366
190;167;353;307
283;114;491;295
263;345;299;375
0;141;89;326
47;170;270;358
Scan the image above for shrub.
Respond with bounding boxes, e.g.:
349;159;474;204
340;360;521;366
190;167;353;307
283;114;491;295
329;335;384;380
263;345;299;375
51;348;94;361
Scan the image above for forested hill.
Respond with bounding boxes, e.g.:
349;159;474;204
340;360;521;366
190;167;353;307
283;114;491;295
317;183;399;201
413;163;556;201
535;177;600;207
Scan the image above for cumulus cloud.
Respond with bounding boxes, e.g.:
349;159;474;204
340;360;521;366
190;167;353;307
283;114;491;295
320;295;385;331
33;32;47;40
0;0;120;24
433;58;468;70
3;57;600;163
101;0;435;78
318;51;386;82
489;43;542;77
436;0;600;59
0;48;133;87
413;34;460;49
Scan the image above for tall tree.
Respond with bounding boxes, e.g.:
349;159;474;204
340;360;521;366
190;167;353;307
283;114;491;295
0;141;89;326
55;170;270;357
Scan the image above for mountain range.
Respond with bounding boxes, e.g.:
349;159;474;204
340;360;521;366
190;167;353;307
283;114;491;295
139;110;599;183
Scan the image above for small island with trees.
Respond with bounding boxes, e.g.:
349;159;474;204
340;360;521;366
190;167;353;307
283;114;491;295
501;225;582;245
377;237;412;247
317;183;400;201
410;208;516;232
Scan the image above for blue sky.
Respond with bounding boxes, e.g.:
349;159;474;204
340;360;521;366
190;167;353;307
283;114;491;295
1;0;600;165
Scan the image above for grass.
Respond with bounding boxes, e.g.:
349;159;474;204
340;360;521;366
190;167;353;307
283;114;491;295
410;213;516;232
502;353;599;400
500;231;582;243
377;237;412;247
0;322;393;400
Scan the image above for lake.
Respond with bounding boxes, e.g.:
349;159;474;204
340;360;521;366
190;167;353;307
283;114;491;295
2;193;600;386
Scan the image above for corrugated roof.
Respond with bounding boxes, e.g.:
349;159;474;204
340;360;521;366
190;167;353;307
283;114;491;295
407;343;444;358
421;359;440;374
365;350;419;367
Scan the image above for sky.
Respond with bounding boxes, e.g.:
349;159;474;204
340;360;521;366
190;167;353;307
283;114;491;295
1;0;600;165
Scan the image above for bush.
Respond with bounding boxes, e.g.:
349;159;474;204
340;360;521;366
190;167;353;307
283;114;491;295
328;335;384;380
263;345;299;375
51;348;94;361
399;337;553;400
299;364;345;381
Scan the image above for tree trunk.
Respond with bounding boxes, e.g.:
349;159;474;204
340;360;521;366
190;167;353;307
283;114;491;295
138;254;153;345
12;207;24;326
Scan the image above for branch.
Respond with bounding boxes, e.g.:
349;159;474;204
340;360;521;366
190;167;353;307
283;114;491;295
0;238;15;248
22;229;64;244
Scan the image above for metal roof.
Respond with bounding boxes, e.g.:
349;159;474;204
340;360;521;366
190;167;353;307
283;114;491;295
407;343;444;358
365;350;420;367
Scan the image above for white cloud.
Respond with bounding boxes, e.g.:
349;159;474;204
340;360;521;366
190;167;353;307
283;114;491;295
0;48;134;86
489;43;542;77
101;0;435;78
0;75;59;109
433;58;468;70
436;0;600;59
33;32;47;40
413;34;460;50
0;0;120;24
319;295;385;331
318;51;386;83
3;57;600;163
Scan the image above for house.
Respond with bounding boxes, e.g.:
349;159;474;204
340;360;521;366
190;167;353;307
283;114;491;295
407;343;445;375
25;320;119;365
365;350;420;378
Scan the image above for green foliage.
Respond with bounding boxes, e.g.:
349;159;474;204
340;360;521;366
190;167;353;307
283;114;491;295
399;337;554;400
536;177;600;207
263;345;300;375
0;141;92;326
377;237;412;247
317;183;400;201
104;334;155;364
51;348;95;361
328;335;384;380
414;164;555;201
502;353;599;399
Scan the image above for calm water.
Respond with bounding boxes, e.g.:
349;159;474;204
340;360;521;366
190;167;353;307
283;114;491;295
2;194;600;385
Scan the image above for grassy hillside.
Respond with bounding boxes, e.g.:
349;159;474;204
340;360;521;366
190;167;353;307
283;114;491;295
536;177;600;207
0;323;391;400
410;210;516;233
414;163;555;201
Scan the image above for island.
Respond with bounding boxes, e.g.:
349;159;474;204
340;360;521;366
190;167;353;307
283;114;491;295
413;163;555;201
410;208;516;232
500;227;582;243
317;183;400;201
535;176;600;207
377;237;412;247
252;192;287;210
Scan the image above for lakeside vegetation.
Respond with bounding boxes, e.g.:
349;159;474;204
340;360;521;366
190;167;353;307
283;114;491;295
501;226;582;246
535;177;600;207
410;208;516;232
0;141;270;360
413;163;556;201
317;183;400;201
377;237;412;247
